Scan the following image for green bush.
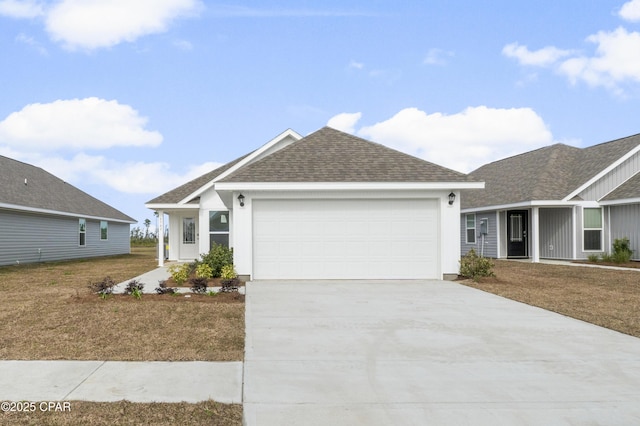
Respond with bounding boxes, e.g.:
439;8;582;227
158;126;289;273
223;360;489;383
200;244;233;278
587;253;600;263
167;263;190;285
611;237;633;264
196;263;213;279
459;249;495;281
220;264;237;279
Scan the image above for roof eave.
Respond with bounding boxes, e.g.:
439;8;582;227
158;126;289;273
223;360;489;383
214;181;484;191
0;203;137;224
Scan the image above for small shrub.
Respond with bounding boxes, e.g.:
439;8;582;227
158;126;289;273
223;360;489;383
601;253;614;263
587;254;600;263
459;249;495;281
200;244;233;277
155;280;178;295
190;277;208;294
220;264;237;280
196;263;214;279
612;237;633;264
124;280;144;299
168;263;190;285
88;276;117;299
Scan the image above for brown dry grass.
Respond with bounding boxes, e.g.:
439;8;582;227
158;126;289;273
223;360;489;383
1;400;242;425
0;247;244;361
461;260;640;338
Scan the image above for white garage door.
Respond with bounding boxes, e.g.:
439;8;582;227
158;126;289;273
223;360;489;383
252;199;439;279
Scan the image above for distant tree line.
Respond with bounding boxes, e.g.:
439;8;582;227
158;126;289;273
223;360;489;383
131;218;167;247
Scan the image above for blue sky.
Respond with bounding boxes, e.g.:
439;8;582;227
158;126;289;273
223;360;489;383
2;0;640;228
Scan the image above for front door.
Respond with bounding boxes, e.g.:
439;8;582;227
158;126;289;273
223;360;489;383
179;216;199;260
507;210;528;258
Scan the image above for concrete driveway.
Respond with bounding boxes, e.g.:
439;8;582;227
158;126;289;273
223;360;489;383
243;280;640;425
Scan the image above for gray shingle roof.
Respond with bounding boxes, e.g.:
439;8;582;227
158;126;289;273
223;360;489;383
146;153;251;204
220;127;472;183
0;155;135;222
461;133;640;209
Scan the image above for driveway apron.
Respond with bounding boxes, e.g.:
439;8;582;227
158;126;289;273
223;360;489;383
243;280;640;426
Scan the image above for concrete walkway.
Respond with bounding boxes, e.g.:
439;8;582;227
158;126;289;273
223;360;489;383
113;266;245;294
243;280;640;425
0;361;242;403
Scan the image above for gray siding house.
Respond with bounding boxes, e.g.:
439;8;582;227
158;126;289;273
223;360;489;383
0;155;136;266
461;133;640;261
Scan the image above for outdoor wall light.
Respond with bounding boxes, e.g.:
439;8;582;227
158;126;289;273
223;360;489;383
448;192;456;205
238;193;245;207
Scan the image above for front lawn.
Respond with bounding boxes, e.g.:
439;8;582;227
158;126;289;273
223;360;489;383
0;246;244;361
461;259;640;338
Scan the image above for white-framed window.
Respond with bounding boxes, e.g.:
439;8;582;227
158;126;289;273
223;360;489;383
465;214;476;244
100;221;108;241
79;218;86;246
209;211;229;248
583;207;603;251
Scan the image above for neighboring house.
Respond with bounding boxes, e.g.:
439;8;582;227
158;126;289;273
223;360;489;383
460;133;640;262
146;127;483;280
0;155;136;266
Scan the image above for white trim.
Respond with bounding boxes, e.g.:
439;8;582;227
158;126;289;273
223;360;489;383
564;144;640;202
461;199;598;214
600;196;640;206
0;202;136;224
145;203;200;211
531;207;540;263
215;181;484;191
177;129;303;204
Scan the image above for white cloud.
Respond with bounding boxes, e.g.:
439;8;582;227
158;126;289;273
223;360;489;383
329;106;553;173
327;112;362;134
45;0;202;50
423;48;454;66
502;42;573;67
2;148;222;195
348;60;364;70
558;27;640;91
619;0;640;22
15;32;48;55
0;97;162;151
0;0;44;18
172;39;193;51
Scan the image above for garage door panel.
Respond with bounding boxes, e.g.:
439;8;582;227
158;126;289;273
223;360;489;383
253;199;439;279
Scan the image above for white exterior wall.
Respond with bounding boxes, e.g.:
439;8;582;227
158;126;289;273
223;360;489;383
230;189;460;280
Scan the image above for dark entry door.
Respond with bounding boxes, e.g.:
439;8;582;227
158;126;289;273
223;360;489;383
507;210;528;258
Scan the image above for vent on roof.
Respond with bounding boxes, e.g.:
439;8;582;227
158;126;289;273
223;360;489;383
24;178;27;185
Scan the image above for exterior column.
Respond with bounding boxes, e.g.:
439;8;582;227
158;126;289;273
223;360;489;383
531;207;540;263
157;210;164;267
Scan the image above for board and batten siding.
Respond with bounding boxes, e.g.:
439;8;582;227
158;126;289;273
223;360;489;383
538;208;573;259
579;151;640;201
609;204;640;261
460;211;497;258
0;209;130;266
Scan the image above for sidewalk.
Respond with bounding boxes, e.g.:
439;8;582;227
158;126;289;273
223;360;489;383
0;360;243;403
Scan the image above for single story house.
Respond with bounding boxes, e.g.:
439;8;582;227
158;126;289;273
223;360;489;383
0;155;136;266
460;133;640;261
146;127;483;280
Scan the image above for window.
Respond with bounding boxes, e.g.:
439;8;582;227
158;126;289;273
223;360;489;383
100;221;108;240
209;211;229;248
79;219;86;246
583;208;602;251
183;217;196;244
510;214;523;242
465;214;476;244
